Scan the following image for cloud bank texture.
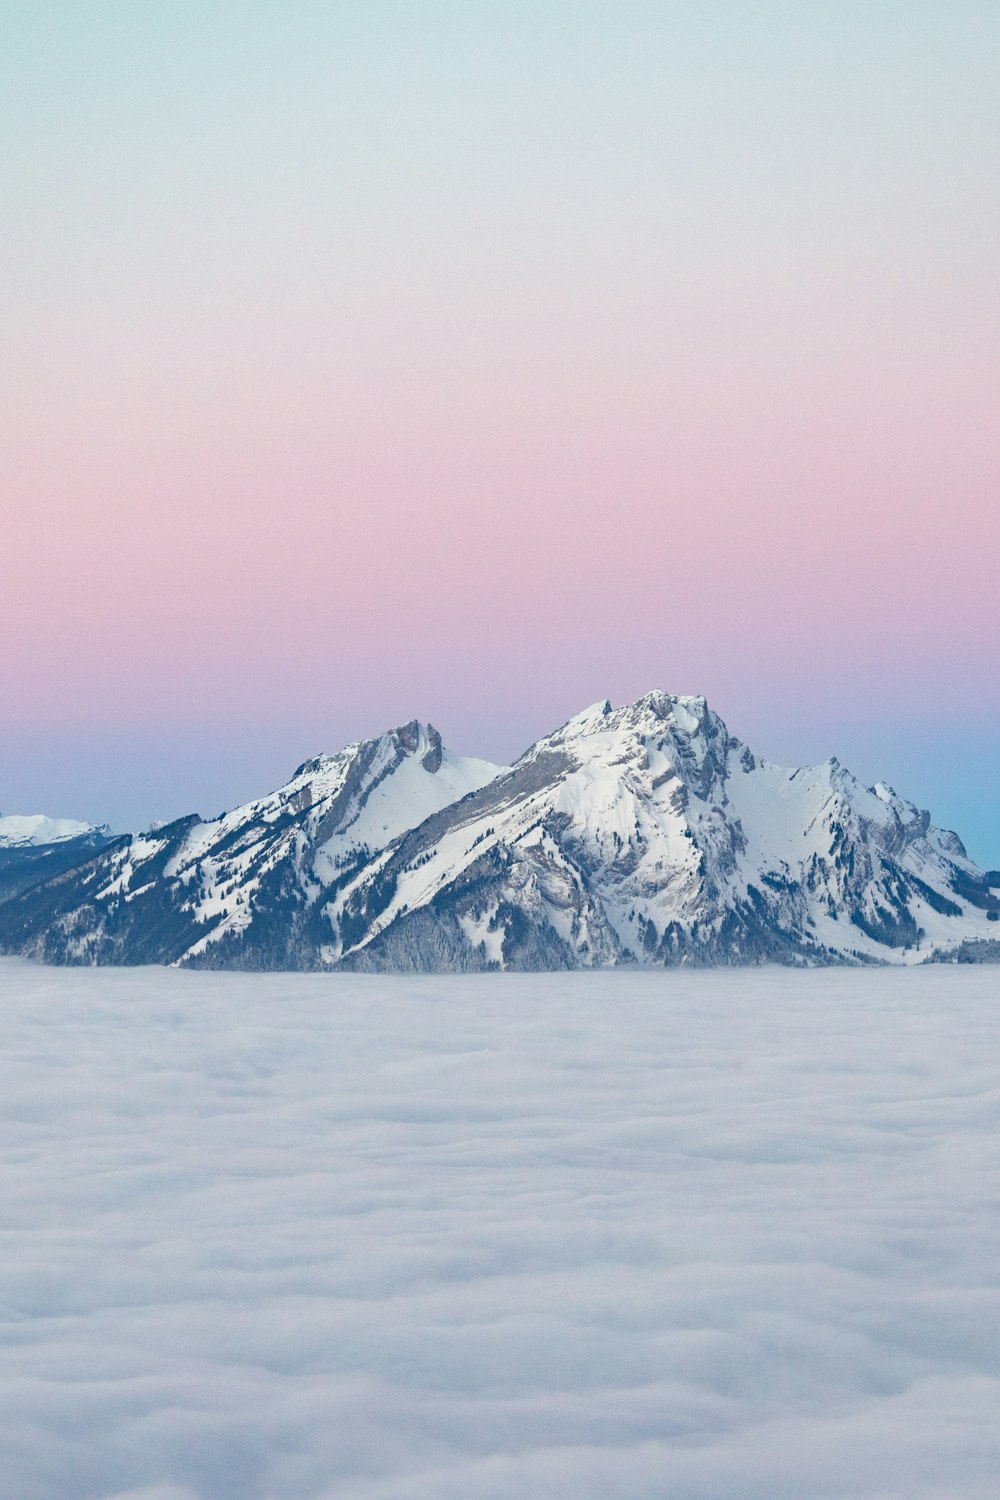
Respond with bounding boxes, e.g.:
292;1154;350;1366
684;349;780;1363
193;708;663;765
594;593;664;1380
1;961;999;1498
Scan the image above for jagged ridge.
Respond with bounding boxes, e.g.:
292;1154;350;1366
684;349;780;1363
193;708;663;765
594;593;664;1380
0;694;996;970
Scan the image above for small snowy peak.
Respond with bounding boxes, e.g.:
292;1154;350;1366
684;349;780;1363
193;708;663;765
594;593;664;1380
626;690;713;738
547;691;717;748
298;722;500;838
534;691;733;810
0;813;98;847
186;722;439;847
544;700;613;743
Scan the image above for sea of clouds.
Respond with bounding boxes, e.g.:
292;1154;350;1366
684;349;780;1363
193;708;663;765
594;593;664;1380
0;959;999;1499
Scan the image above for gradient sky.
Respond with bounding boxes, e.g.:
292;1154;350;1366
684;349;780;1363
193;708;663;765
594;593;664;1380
2;2;998;860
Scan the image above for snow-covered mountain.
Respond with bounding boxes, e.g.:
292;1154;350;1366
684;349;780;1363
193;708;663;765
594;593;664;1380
0;696;996;969
319;694;999;970
0;721;501;967
0;813;99;847
0;814;112;905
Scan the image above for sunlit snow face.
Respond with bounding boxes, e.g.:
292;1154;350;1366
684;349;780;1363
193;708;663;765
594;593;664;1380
2;960;1000;1500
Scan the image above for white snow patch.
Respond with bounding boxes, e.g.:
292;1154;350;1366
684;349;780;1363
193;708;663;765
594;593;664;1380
458;906;504;965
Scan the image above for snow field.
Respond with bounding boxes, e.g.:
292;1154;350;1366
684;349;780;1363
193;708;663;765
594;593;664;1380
1;961;999;1498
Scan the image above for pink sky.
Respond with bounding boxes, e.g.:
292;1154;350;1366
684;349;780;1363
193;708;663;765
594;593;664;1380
1;3;997;855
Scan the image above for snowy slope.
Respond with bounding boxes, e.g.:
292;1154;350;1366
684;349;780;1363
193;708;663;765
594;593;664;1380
0;695;995;970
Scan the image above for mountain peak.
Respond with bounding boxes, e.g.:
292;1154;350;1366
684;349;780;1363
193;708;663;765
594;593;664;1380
622;690;714;733
636;688;707;714
549;690;719;746
0;696;994;972
291;719;442;784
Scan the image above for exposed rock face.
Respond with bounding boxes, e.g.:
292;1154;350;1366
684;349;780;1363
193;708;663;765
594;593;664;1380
0;694;995;970
421;724;444;774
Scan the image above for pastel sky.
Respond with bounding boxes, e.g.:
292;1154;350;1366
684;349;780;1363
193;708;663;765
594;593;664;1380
2;2;998;860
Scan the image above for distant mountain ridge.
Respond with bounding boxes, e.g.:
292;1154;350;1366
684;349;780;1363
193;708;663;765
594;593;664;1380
0;815;112;906
0;694;997;970
0;813;103;847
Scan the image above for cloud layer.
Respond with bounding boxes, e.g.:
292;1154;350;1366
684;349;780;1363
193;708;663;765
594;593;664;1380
1;960;999;1498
